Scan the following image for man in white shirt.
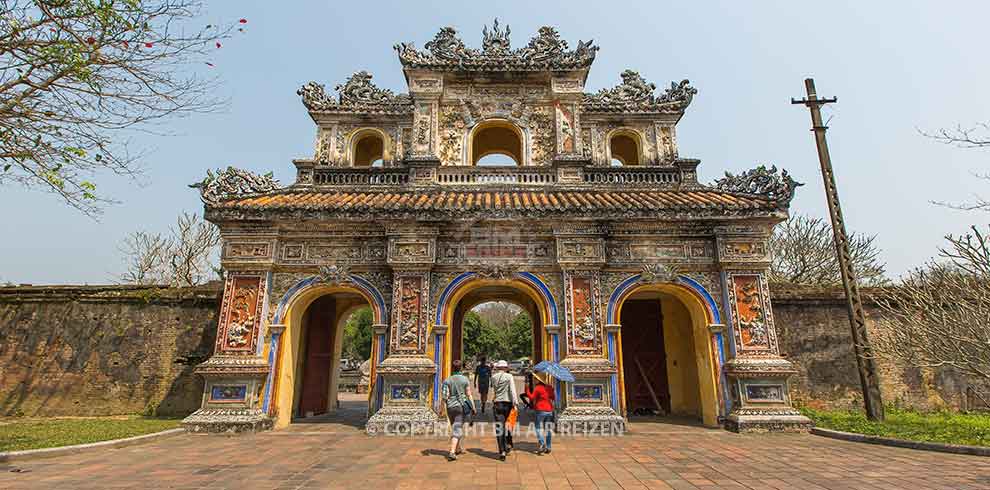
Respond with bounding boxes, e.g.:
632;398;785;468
490;360;518;460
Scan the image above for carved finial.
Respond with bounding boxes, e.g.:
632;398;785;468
482;18;511;54
583;72;696;113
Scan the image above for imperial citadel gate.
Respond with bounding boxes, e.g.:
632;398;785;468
183;22;810;434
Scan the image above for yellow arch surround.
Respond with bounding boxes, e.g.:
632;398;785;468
350;128;391;167
436;278;553;384
606;128;643;166
270;285;374;429
467;119;525;166
613;283;720;427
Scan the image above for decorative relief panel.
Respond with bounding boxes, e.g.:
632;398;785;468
391;273;429;353
564;271;603;356
224;241;273;261
529;106;555;166
555;102;576;154
438;105;465;165
437;228;554;266
726;272;778;353
278;241;386;265
718;239;770;263
388;239;435;264
557;238;604;265
215;273;266;354
414;103;433;155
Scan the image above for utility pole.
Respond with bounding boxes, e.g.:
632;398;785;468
792;78;885;421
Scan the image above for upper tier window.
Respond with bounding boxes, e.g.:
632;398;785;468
609;132;640;166
353;130;385;167
470;120;523;166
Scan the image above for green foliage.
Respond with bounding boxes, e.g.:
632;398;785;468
463;307;533;361
802;407;990;447
0;416;180;451
341;307;373;361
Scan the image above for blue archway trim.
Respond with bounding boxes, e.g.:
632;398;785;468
272;274;388;325
434;272;477;325
433;271;559;326
676;275;722;324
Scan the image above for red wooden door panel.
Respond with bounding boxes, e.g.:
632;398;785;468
298;296;336;417
620;299;671;414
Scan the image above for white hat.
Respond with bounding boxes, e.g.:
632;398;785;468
494;360;509;369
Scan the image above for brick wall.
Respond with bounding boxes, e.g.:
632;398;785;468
0;283;974;417
773;285;971;411
0;285;220;417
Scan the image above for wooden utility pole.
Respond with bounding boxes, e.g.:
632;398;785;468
792;78;885;421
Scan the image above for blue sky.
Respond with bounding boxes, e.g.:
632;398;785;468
3;0;989;284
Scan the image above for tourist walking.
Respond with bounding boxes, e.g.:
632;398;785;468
474;356;492;414
490;359;518;461
441;359;475;461
526;372;556;454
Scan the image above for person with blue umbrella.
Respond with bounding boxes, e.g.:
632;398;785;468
532;360;575;382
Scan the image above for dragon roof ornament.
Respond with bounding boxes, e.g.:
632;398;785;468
298;71;412;114
713;165;803;205
190;166;281;204
394;20;598;71
583;70;697;114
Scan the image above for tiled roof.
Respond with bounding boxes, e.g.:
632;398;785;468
210;189;777;219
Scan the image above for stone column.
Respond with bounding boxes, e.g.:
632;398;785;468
716;235;811;431
366;225;441;435
368;323;388;413
183;271;273;433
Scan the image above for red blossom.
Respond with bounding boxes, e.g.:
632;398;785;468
215;42;221;48
238;18;247;24
144;42;153;48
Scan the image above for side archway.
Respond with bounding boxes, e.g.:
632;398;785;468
606;274;727;427
263;273;389;428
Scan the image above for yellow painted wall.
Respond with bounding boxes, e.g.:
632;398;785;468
661;296;701;417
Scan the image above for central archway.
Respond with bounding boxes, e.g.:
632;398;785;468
467;119;525;166
432;272;559;410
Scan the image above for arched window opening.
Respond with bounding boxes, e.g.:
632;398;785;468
609;133;640;166
353;132;385;167
470;121;523;166
370;158;384;168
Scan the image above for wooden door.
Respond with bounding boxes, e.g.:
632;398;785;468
620;299;671;414
298;296;336;417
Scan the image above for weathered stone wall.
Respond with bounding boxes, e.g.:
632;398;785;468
773;285;972;411
0;285;220;417
0;283;976;417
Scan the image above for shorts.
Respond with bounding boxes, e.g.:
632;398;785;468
447;405;465;438
477;382;490;395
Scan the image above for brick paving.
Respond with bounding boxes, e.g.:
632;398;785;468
3;413;990;490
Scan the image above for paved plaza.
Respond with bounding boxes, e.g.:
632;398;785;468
3;410;989;490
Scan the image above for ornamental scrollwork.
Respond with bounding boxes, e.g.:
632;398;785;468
583;70;697;114
190;167;280;204
298;71;411;113
640;263;679;284
394;21;597;71
713;165;803;204
317;263;351;284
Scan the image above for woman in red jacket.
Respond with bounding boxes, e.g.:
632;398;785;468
525;372;556;454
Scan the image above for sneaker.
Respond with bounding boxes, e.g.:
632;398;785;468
446;453;457;462
545;447;551;454
498;452;506;461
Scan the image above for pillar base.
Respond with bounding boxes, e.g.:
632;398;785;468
557;406;626;434
724;409;811;433
182;408;273;433
365;354;439;435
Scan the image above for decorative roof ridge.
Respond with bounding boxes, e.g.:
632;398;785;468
394;20;598;71
298;71;412;113
582;70;697;114
190;166;281;205
711;164;803;205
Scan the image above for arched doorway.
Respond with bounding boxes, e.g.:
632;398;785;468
609;278;723;427
266;276;389;429
433;273;559;410
468;119;525;166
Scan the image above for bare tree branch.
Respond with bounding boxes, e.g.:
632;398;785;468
769;213;888;286
117;211;219;286
871;226;990;383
